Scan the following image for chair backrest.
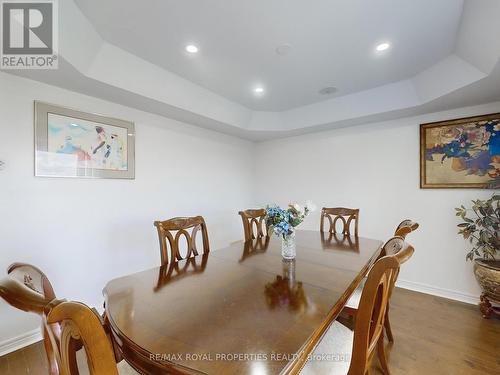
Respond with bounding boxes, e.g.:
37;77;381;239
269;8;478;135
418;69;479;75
394;219;419;239
154;216;210;265
0;263;62;374
45;301;119;375
380;236;415;297
0;263;55;314
320;207;359;236
348;240;414;375
238;209;268;241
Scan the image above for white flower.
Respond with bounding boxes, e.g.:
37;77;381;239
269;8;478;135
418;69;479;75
305;200;317;213
293;203;302;212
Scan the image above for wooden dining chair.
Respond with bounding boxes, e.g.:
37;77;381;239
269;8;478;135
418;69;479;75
238;208;268;241
394;219;419;239
343;234;417;344
0;263;61;375
320;207;359;237
44;300;138;375
154;216;210;266
301;241;414;375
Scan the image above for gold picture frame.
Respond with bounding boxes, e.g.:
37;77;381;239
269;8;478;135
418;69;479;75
420;113;500;189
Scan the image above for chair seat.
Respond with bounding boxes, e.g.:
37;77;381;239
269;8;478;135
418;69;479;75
300;321;353;375
118;360;141;374
344;277;366;310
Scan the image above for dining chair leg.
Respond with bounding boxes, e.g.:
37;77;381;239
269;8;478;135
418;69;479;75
377;336;391;375
384;305;394;343
68;338;80;374
43;325;59;375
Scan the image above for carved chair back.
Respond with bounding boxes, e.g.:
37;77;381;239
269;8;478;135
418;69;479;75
0;263;63;374
394;219;420;239
348;242;414;374
320;207;359;236
380;236;415;298
44;301;120;375
238;209;268;241
0;263;55;313
154;216;210;266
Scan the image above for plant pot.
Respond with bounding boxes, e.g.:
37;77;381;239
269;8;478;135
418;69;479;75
474;259;500;318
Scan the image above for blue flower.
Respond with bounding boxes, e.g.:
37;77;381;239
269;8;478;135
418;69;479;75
265;202;312;239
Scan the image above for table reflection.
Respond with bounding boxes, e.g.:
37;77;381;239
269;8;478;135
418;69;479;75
239;236;270;262
155;253;209;292
264;259;308;313
321;232;359;252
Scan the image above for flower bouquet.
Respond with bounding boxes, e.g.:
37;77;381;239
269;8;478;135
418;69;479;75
265;201;315;259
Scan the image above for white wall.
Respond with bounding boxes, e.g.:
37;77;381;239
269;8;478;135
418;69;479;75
0;72;255;351
1;71;498;355
254;102;500;303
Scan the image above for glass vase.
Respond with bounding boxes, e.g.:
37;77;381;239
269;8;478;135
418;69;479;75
281;231;296;260
282;258;296;288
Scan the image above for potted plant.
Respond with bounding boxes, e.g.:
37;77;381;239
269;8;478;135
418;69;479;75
456;194;500;318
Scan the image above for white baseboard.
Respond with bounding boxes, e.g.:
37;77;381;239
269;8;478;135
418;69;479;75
396;279;480;305
0;328;43;357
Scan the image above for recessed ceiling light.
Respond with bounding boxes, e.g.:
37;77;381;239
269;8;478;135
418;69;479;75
319;87;338;95
254;87;265;94
376;42;390;52
185;44;199;54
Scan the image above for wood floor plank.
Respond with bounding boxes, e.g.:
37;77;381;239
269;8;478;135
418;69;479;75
0;287;498;374
24;340;47;374
5;348;29;375
0;353;10;374
368;288;500;375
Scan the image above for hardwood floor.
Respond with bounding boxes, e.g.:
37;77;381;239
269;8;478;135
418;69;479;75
0;339;48;374
366;288;500;375
0;288;498;374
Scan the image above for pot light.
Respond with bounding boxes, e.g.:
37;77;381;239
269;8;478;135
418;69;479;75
185;44;199;54
254;87;265;94
319;87;338;95
376;42;390;52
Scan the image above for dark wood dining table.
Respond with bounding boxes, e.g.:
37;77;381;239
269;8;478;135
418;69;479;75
103;230;383;374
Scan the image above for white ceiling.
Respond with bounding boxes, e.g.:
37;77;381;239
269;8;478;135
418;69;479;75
74;0;464;111
8;0;500;140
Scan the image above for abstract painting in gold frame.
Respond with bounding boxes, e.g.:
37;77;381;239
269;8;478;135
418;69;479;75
420;113;500;189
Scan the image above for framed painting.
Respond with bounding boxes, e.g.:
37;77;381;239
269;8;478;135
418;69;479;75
420;113;500;189
35;101;135;179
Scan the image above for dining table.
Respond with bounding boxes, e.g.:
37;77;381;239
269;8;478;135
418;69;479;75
103;230;383;374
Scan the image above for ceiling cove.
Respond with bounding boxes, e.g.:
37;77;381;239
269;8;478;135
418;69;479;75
7;0;500;140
